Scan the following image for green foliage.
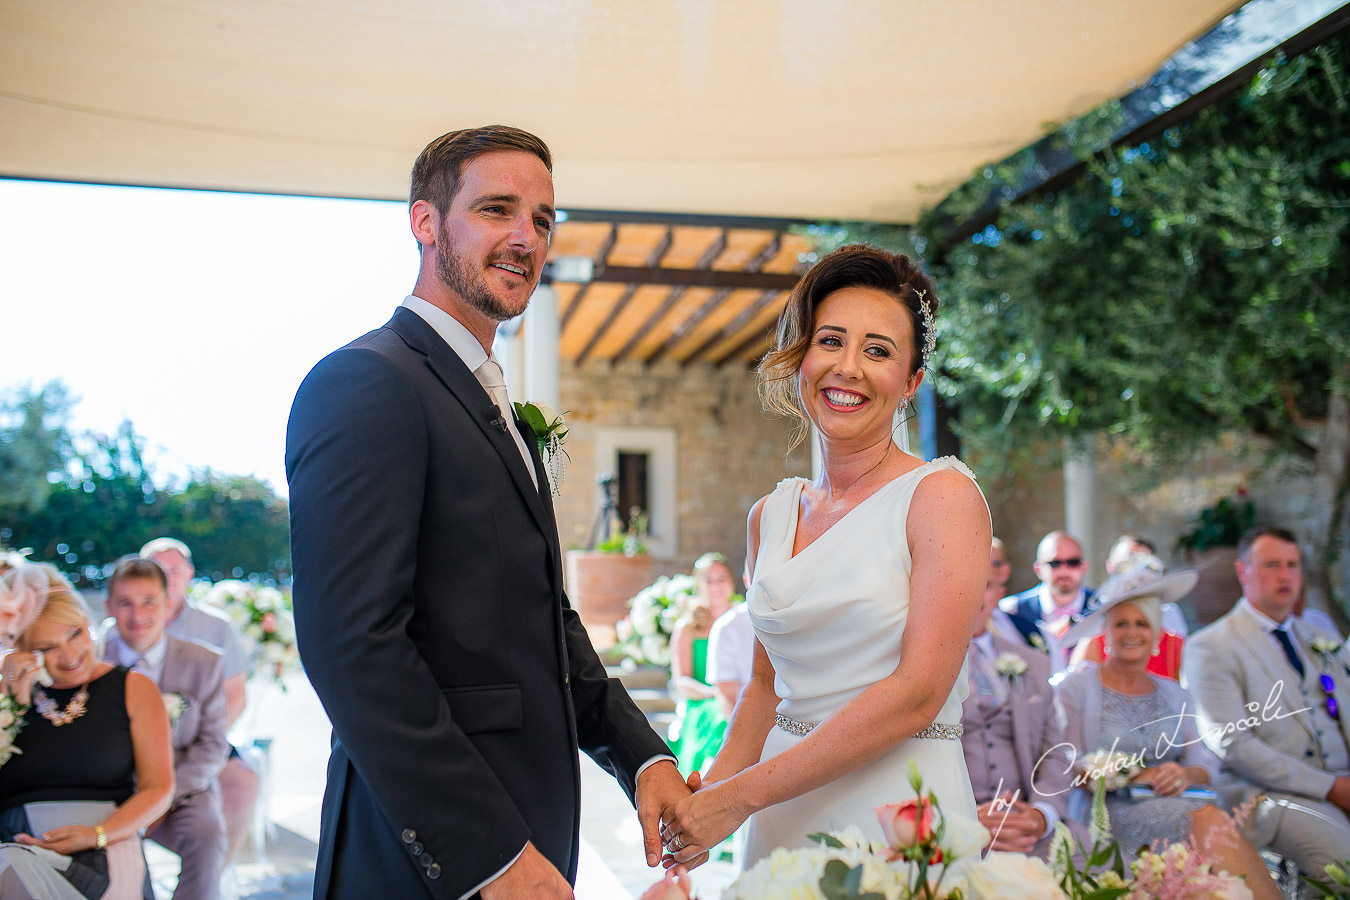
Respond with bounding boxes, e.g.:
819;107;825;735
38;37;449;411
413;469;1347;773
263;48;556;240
1305;861;1350;897
1175;491;1256;551
820;860;886;900
917;33;1350;479
0;381;290;586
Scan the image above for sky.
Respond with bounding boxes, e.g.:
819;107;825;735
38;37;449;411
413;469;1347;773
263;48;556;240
1;178;421;497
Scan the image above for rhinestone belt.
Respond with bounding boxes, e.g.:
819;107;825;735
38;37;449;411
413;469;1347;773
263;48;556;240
774;713;962;741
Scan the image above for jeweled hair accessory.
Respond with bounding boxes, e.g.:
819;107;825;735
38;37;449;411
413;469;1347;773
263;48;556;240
915;288;937;371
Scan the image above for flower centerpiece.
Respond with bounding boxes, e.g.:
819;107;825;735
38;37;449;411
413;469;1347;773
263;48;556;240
613;573;694;669
196;580;298;685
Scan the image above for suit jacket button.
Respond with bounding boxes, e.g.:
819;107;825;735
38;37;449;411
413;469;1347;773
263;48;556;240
427;862;442;880
401;829;417;844
419;852;433;867
410;842;423;856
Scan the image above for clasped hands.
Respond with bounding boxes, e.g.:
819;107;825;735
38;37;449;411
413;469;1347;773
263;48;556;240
1132;761;1193;797
652;769;750;869
975;792;1046;854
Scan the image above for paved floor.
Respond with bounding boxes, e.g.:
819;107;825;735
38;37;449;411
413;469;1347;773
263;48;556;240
148;671;738;899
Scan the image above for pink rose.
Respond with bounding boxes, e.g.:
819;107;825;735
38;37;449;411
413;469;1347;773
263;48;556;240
877;796;941;862
261;612;277;634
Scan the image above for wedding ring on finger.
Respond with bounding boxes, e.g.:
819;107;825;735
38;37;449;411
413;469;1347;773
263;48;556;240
667;833;685;852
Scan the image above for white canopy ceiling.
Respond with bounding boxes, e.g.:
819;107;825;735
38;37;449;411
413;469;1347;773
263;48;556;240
0;0;1248;222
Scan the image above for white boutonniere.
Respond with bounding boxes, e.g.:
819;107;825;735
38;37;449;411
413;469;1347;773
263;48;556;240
995;652;1028;683
162;692;187;724
1029;632;1047;652
1310;636;1345;670
513;401;569;496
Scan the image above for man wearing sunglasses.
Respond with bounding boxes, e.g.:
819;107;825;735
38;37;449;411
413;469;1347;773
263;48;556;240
1000;530;1097;670
1184;526;1350;876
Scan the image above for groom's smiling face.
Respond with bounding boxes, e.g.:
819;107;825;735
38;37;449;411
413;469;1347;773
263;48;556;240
434;149;556;323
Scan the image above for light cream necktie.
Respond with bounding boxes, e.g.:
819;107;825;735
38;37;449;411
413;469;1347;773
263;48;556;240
476;359;537;488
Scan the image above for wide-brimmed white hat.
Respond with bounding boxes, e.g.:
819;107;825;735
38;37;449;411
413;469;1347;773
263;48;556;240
1061;554;1197;647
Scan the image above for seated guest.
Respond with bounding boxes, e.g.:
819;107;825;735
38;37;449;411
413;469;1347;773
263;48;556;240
1060;559;1279;899
983;536;1023;645
1185;526;1350;878
960;555;1086;859
103;557;230;900
1105;534;1189;637
140;538;259;862
668;552;737;775
0;561;44;650
0;564;172;900
1001;530;1097;670
1068;554;1188;680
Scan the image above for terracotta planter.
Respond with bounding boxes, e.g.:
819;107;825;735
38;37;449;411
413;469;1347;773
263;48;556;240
565;551;655;649
1186;546;1242;626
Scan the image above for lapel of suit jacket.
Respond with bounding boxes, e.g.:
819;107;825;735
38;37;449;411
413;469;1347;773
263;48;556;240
387;309;555;547
993;633;1036;781
1231;608;1318;742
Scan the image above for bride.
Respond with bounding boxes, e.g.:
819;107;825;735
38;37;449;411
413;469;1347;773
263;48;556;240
659;244;990;867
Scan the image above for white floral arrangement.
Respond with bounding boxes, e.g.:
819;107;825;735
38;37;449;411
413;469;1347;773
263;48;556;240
0;693;27;768
647;762;1263;900
1078;748;1143;793
993;653;1027;683
614;573;693;669
513;401;569;496
196;580;298;684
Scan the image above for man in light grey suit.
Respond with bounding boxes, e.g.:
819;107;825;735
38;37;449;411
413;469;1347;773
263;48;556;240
104;556;231;900
961;554;1085;859
1184;526;1350;874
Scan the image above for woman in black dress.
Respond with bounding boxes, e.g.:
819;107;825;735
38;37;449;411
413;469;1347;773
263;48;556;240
0;564;173;900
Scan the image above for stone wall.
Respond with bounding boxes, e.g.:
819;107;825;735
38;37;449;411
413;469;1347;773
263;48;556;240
984;432;1335;624
554;361;811;585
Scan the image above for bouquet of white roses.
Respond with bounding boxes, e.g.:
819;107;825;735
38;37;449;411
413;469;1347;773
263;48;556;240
197;580;298;683
614;574;693;668
0;693;27;768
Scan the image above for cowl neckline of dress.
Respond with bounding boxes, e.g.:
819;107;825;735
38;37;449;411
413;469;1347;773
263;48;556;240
788;459;940;560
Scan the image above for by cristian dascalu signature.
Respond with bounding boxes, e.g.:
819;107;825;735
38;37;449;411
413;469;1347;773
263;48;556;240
1027;680;1312;800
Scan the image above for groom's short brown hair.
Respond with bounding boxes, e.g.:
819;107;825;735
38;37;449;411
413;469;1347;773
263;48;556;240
410;126;553;215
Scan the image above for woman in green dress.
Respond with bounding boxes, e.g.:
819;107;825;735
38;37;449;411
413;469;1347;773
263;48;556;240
668;553;739;775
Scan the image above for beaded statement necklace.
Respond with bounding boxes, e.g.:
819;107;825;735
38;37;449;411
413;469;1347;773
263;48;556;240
33;683;89;727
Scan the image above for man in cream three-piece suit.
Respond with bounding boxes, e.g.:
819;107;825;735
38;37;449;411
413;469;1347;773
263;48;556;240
961;557;1084;859
1184;526;1350;874
287;126;689;899
102;556;231;900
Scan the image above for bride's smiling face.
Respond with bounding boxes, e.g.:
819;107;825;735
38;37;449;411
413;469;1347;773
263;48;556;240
798;286;922;442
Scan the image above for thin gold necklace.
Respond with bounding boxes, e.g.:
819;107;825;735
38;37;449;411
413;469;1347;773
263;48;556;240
826;442;891;499
34;683;90;727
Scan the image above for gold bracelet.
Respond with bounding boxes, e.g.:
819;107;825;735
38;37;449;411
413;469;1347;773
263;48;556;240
94;825;107;849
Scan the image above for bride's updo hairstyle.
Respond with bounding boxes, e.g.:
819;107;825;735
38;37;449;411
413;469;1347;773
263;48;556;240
758;244;938;450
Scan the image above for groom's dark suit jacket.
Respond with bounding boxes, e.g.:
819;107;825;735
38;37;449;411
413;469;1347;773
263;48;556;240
286;307;668;898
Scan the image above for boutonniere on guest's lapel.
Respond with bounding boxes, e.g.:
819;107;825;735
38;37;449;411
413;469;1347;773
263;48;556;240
161;692;187;725
513;401;569;496
1310;636;1345;671
1028;632;1047;653
995;652;1028;684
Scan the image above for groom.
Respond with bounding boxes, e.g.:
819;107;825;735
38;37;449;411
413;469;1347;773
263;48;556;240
286;126;688;899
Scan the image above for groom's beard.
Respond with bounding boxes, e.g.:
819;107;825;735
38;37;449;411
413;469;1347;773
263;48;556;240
436;234;533;323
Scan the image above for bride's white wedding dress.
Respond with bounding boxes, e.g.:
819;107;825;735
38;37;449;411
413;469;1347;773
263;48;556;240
741;457;982;865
